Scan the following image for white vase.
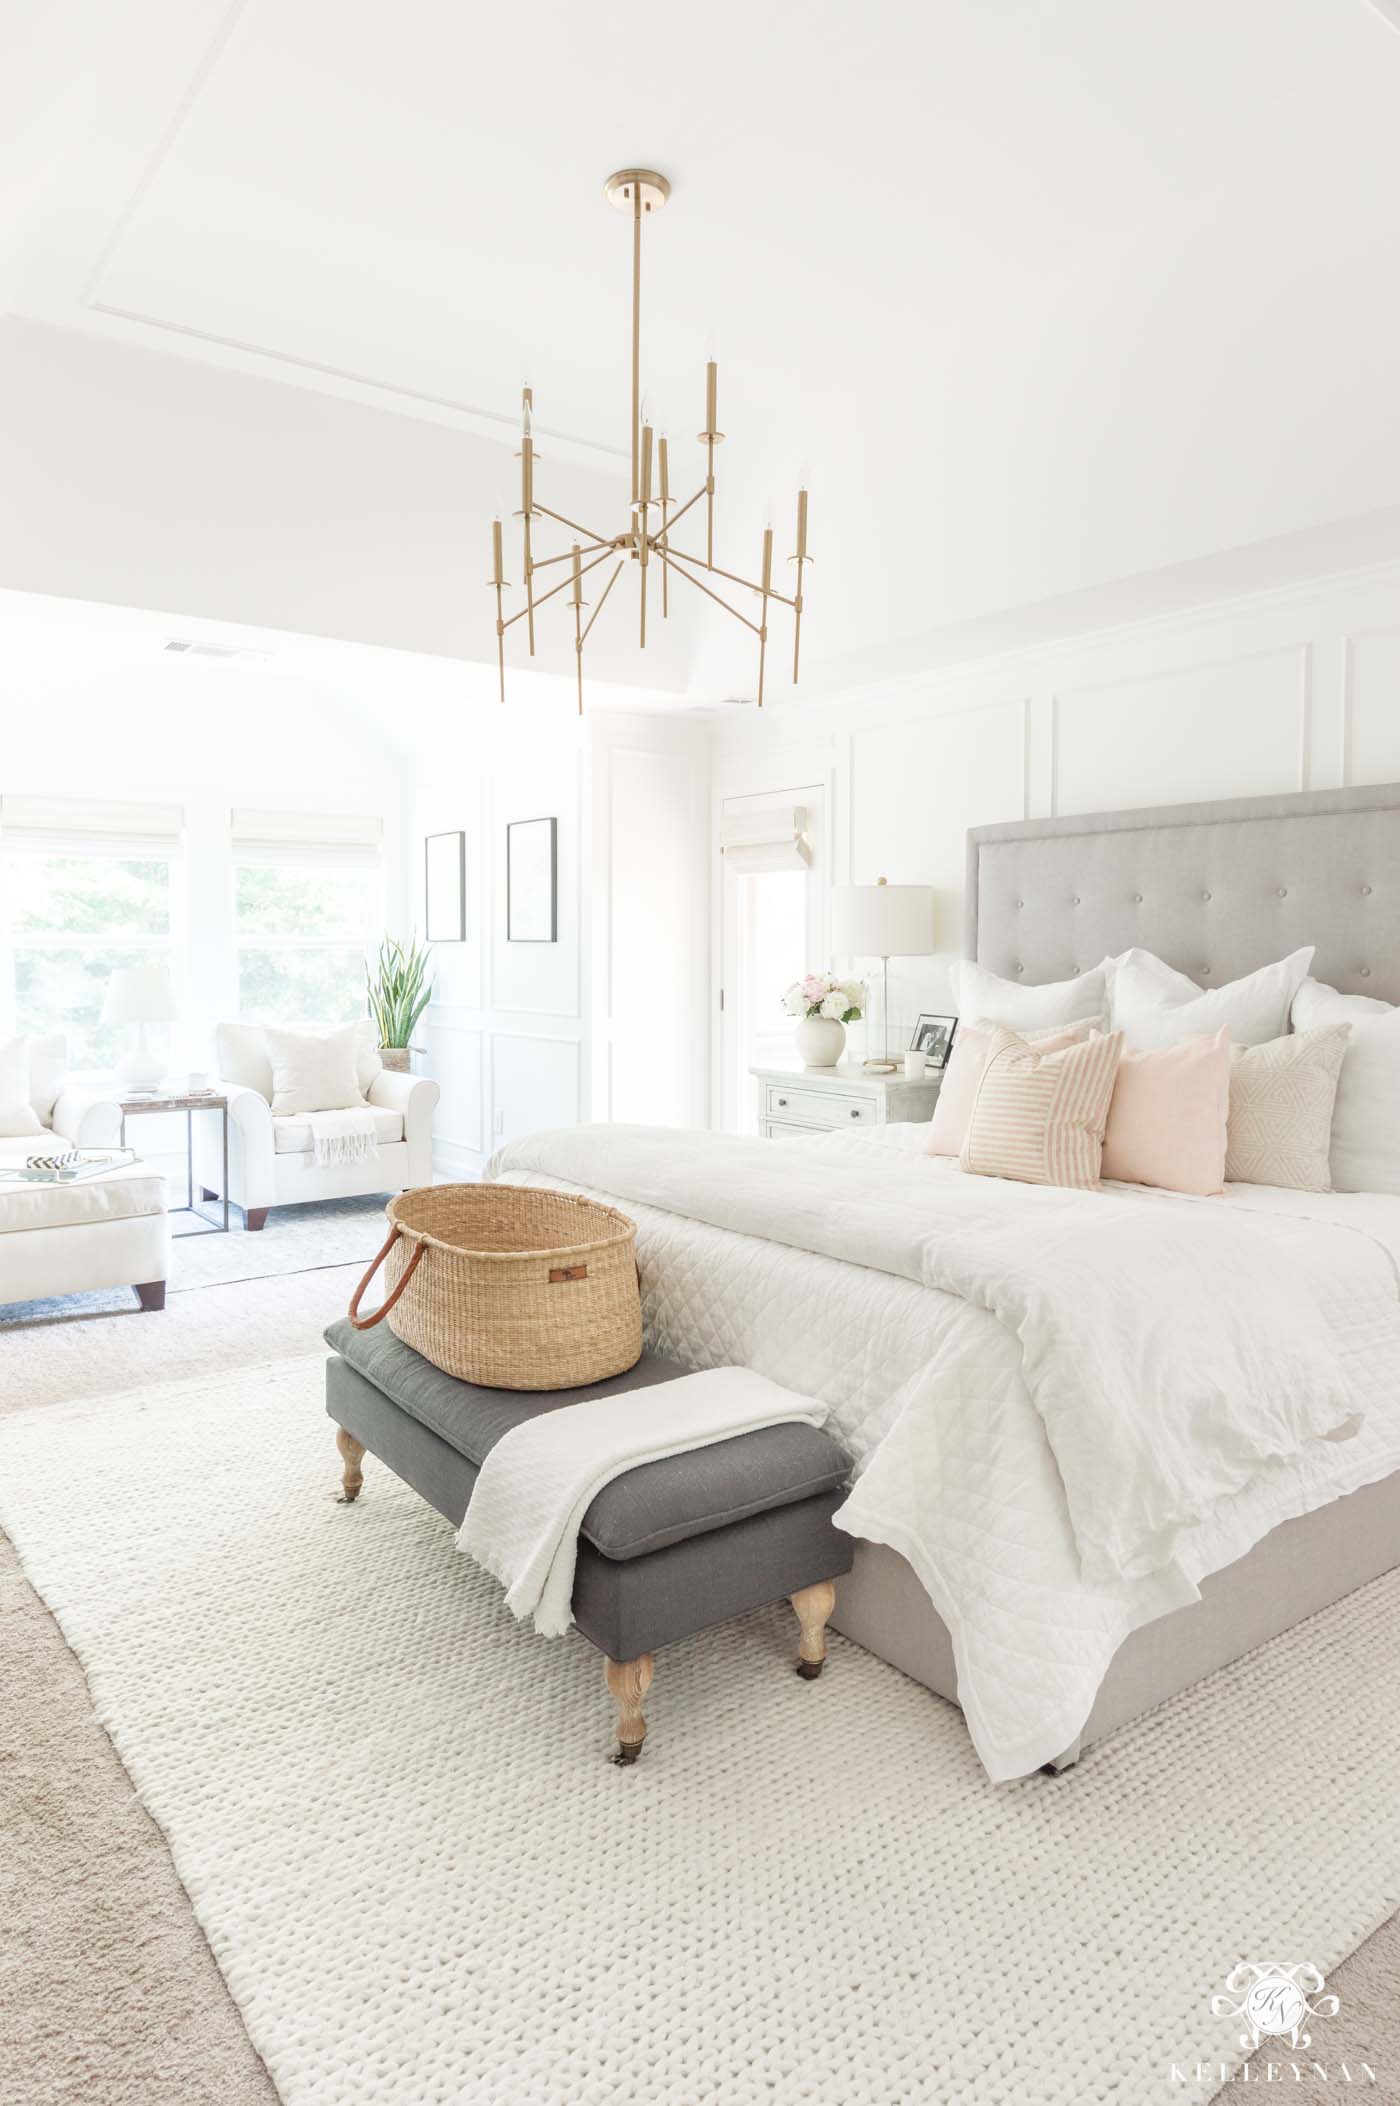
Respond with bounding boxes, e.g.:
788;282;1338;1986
795;1015;846;1068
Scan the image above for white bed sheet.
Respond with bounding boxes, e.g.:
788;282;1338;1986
488;1125;1400;1778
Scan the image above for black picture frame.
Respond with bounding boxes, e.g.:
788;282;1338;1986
424;831;467;943
910;1012;958;1067
506;816;558;943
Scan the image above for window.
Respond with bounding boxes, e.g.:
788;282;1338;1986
231;809;383;1024
2;799;182;1069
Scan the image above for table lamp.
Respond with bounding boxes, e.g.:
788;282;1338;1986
830;879;937;1072
102;964;177;1093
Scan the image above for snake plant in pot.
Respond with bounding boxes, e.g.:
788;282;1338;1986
367;936;433;1073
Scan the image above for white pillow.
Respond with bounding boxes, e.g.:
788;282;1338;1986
1291;977;1400;1194
0;1037;43;1137
217;1018;381;1103
265;1023;368;1117
1110;946;1314;1050
956;957;1110;1032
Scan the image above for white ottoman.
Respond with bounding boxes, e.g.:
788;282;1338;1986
0;1144;170;1310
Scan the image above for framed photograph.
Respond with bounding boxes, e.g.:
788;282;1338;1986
910;1013;958;1068
424;831;466;943
506;816;558;943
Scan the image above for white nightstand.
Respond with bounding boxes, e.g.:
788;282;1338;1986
750;1060;942;1140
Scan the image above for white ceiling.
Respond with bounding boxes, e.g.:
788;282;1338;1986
5;0;1400;691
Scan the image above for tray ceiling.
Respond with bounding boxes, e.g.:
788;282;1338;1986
5;0;1400;686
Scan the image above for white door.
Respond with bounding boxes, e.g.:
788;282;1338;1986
719;787;825;1133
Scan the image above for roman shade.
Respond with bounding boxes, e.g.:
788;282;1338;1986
719;804;811;872
230;808;383;869
0;794;184;856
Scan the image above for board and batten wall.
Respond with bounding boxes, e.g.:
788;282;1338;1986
709;557;1400;1106
415;706;708;1179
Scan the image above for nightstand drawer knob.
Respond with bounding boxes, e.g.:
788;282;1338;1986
777;1096;788;1107
849;1108;861;1119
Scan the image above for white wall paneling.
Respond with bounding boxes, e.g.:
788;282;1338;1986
412;706;707;1174
593;716;709;1129
489;748;581;1021
490;1031;581;1150
1344;626;1400;785
1051;646;1309;816
422;1012;484;1176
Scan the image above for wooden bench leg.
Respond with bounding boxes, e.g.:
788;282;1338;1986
604;1653;654;1765
245;1207;268;1232
790;1579;836;1680
335;1427;366;1503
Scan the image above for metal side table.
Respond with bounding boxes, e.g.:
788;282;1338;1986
118;1092;230;1236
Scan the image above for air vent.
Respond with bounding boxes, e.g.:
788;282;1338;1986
163;638;247;660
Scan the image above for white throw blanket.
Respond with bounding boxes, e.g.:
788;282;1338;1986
457;1365;829;1637
304;1106;379;1169
490;1124;1370;1589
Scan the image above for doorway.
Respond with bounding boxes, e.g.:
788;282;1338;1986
719;786;824;1133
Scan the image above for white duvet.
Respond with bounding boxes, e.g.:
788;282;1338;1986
487;1124;1400;1779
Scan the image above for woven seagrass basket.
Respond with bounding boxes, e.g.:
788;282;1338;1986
347;1183;642;1391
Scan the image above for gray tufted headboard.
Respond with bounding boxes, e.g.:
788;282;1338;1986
965;783;1400;1005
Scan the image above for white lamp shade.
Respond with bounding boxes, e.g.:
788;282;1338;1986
830;883;937;959
101;963;178;1026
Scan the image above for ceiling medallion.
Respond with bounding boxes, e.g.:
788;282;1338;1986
488;169;810;712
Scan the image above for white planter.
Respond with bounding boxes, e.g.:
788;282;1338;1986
794;1015;846;1068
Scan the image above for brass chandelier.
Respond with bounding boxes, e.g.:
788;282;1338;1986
488;169;810;712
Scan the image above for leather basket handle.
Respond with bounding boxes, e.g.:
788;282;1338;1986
347;1226;428;1331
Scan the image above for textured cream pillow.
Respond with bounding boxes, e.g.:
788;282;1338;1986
961;1026;1124;1189
265;1023;367;1117
0;1037;44;1137
1225;1024;1351;1191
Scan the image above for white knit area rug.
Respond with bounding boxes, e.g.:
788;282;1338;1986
2;1361;1397;2106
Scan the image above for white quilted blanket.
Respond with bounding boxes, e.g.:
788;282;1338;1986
488;1125;1400;1779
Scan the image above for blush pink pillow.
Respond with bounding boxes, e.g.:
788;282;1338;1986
927;1016;1102;1157
1099;1027;1230;1196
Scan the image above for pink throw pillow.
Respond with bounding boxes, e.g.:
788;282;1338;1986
961;1027;1125;1189
1100;1028;1230;1196
927;1016;1103;1157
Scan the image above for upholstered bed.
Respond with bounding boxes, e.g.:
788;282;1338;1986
492;782;1400;1776
833;782;1400;1764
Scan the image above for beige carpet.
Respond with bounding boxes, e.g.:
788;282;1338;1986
0;1259;366;2106
2;1256;1399;2102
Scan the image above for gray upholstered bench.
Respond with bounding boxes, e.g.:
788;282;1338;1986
324;1319;854;1762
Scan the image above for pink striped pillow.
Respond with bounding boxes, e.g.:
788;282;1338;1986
926;1015;1105;1157
961;1026;1124;1189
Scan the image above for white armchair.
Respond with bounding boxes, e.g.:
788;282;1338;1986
49;1084;124;1149
194;1021;439;1228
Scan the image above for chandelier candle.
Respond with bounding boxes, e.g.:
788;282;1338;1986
486;169;810;710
